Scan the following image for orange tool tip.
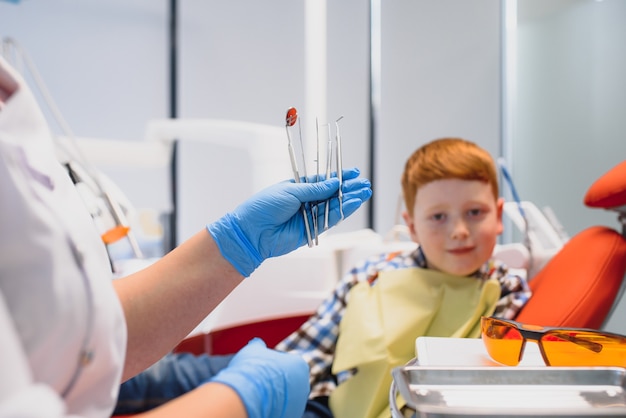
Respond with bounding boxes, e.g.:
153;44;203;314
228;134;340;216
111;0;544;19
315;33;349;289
286;107;298;127
101;225;130;244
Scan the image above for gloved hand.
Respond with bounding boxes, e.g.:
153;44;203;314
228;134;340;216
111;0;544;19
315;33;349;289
207;167;372;277
208;338;310;418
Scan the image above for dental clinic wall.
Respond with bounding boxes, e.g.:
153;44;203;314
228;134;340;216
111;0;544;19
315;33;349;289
0;0;502;238
0;1;168;142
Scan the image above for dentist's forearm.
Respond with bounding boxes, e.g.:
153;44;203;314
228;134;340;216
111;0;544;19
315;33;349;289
114;229;243;381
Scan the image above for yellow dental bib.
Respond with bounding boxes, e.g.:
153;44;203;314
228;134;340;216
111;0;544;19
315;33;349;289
329;267;501;418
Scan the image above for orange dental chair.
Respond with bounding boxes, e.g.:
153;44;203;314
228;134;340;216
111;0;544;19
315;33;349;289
514;160;626;329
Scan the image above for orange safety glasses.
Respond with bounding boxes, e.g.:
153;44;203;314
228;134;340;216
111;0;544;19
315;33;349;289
481;316;626;367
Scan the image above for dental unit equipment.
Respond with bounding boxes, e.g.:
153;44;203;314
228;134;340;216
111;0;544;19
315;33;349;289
1;37;143;259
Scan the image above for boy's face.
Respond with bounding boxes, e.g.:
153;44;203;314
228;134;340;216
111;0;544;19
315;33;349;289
403;178;504;276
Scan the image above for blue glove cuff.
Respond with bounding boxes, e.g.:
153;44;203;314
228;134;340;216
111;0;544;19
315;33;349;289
206;338;309;418
209;371;266;418
207;213;263;277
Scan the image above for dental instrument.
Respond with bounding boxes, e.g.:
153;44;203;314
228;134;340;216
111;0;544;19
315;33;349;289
285;107;313;247
311;118;321;244
284;108;346;246
295;111;313;223
335;116;345;221
324;123;333;230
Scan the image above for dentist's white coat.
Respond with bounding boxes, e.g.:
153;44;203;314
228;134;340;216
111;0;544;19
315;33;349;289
0;57;126;417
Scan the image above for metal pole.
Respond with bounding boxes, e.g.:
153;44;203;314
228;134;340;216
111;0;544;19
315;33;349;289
368;0;381;230
168;0;178;250
169;0;178;119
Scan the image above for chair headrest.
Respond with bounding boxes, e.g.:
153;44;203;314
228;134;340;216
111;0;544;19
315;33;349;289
584;160;626;209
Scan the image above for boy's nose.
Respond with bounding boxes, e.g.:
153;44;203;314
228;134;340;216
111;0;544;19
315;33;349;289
451;219;469;240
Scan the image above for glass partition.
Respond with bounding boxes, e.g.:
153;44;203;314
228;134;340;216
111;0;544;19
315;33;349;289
503;0;626;238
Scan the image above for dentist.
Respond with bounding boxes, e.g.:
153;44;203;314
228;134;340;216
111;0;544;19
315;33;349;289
0;50;371;418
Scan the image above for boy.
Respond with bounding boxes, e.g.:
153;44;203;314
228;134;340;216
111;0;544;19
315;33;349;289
115;137;531;418
276;137;531;417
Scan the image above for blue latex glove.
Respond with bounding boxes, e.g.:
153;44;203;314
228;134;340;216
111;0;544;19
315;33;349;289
207;167;371;277
208;338;310;418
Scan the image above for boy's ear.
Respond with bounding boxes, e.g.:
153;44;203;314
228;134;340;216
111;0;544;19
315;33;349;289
496;197;505;235
402;210;420;243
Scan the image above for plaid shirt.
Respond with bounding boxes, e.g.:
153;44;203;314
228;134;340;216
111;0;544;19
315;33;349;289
274;247;532;398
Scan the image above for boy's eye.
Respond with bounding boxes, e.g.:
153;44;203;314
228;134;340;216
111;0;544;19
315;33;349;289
467;208;485;217
430;213;446;222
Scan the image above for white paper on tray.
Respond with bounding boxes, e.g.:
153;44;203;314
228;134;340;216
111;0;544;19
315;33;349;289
415;336;545;367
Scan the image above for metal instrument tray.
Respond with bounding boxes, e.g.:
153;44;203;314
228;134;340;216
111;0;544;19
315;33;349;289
392;365;626;417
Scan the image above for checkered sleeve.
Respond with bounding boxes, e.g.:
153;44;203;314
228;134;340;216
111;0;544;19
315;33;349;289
487;259;533;320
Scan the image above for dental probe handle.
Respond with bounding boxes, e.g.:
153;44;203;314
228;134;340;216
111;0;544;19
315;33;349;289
287;147;313;247
301;205;314;247
288;147;313;247
335;119;344;221
287;143;301;183
324;126;333;230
